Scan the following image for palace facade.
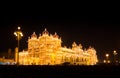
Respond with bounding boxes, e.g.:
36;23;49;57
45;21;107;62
18;29;98;65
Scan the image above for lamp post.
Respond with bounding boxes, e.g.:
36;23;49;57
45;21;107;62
14;26;23;65
113;50;117;64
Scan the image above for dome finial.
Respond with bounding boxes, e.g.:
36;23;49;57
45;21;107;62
31;32;37;39
45;28;47;31
72;42;77;48
42;28;49;35
53;32;59;38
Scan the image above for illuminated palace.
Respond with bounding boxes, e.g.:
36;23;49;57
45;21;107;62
18;29;98;65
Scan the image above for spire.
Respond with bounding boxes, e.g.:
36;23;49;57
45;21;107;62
45;28;47;31
79;44;82;49
39;34;41;36
31;32;37;39
38;34;41;38
50;34;52;37
72;42;77;48
42;28;49;35
28;36;30;39
53;32;59;38
89;46;92;49
84;48;87;51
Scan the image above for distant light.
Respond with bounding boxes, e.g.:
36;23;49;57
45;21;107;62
103;60;106;63
113;50;117;55
108;60;110;63
106;54;109;57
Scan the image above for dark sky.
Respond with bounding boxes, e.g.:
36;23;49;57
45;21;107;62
0;6;120;62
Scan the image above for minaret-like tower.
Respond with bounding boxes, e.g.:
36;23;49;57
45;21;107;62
28;32;39;59
72;42;77;50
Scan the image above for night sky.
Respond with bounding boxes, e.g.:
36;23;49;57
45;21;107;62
0;7;120;62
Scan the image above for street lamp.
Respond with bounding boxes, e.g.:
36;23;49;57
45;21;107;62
14;26;23;64
113;50;117;64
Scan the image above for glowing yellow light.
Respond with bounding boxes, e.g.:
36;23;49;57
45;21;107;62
113;50;117;55
14;32;17;36
20;32;23;36
103;60;106;63
18;27;20;30
106;54;109;57
21;34;23;36
108;60;110;63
